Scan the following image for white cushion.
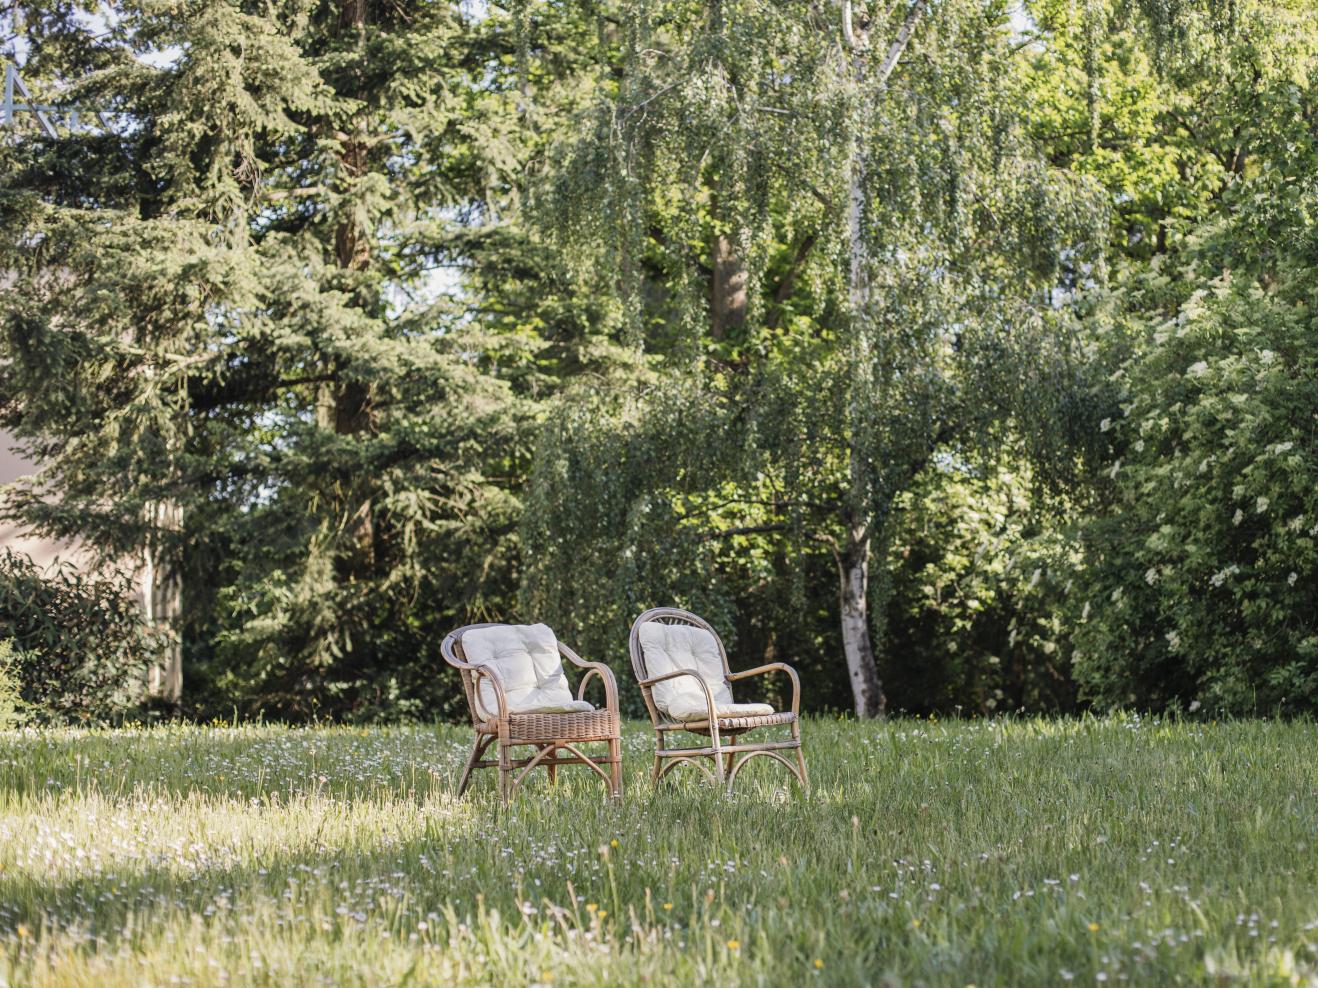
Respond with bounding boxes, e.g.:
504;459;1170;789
461;624;594;720
637;623;774;722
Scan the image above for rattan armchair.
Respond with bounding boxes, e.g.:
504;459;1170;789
441;623;623;804
628;607;808;793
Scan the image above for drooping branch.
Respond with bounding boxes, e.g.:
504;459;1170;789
874;0;930;91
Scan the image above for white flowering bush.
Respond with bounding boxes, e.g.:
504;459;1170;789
1072;270;1318;713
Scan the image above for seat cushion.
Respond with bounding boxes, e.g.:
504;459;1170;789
637;623;773;722
461;624;594;720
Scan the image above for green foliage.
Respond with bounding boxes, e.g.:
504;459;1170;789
883;464;1079;714
0;640;30;729
0;550;160;721
1064;0;1318;714
524;0;1112;716
0;1;608;720
1073;267;1318;713
2;0;1315;720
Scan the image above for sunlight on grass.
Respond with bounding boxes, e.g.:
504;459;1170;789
0;717;1316;986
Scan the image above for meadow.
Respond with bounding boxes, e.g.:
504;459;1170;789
0;717;1315;987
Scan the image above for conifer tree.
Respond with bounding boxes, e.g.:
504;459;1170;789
0;1;599;717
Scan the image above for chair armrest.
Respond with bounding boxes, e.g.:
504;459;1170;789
468;665;510;723
558;643;619;712
637;668;718;725
727;662;801;716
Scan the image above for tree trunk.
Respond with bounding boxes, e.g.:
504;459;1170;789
842;22;885;719
838;521;880;716
329;0;375;576
836;0;927;718
839;523;885;718
711;232;747;338
142;500;183;704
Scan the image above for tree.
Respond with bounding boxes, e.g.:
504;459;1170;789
0;1;600;718
1064;1;1318;712
525;0;1106;716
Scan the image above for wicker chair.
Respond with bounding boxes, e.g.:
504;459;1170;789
628;607;808;793
441;623;622;804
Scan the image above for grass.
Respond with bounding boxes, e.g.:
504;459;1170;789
0;716;1315;986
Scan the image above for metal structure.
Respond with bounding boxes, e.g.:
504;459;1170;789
3;59;116;138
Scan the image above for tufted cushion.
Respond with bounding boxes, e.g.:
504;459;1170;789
461;624;594;721
637;622;774;722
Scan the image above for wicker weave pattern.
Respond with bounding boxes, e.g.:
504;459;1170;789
443;623;623;805
629;607;809;794
478;709;620;742
666;711;797;732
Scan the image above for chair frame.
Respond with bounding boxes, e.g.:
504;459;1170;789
628;607;808;793
441;623;623;804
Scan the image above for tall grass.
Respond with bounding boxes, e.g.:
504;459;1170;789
0;716;1315;985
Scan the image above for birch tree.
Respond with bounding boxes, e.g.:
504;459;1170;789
525;0;1107;716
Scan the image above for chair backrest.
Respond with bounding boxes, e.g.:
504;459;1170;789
628;607;734;725
441;622;576;724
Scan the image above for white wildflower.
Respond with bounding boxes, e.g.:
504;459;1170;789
1232;508;1244;526
1188;700;1201;713
1256;496;1269;513
1260;349;1276;364
1099;418;1112;432
1165;630;1180;651
1209;565;1239;588
1288;572;1298;586
1144;567;1159;586
1188;361;1209;377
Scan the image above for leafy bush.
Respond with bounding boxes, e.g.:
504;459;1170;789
883;464;1079;715
0;549;162;721
0;639;28;728
1072;273;1318;713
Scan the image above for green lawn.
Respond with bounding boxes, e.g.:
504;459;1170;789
0;717;1315;986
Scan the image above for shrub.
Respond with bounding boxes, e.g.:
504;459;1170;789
0;639;28;728
1072;275;1318;714
0;549;163;721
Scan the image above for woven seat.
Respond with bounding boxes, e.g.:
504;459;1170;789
666;711;798;733
479;708;620;742
443;623;623;805
629;607;809;793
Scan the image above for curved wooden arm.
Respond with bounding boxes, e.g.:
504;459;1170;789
558;642;620;712
637;668;718;724
727;661;801;716
469;664;510;723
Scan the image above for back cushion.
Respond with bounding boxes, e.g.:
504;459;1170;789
637;622;734;720
460;624;590;719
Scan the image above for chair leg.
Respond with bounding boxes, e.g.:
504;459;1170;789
498;737;512;806
545;744;558;786
458;734;492;797
793;720;810;792
652;733;664;786
710;729;725;786
608;737;623;799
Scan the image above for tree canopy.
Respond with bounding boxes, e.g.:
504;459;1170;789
0;0;1314;720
